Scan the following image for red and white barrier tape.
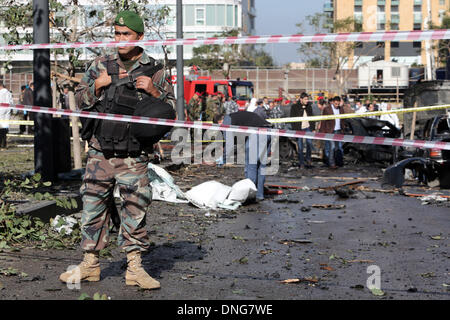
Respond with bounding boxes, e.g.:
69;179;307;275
1;29;449;51
1;103;449;151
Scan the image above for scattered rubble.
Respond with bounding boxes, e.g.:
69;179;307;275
50;215;78;235
418;194;449;205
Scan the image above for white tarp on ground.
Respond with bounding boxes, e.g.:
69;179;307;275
148;163;189;204
148;164;257;210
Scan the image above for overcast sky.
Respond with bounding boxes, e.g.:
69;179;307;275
255;0;326;66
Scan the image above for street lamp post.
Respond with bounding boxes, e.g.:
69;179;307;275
176;0;185;120
33;0;55;181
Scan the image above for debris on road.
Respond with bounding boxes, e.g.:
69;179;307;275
311;204;346;210
273;196;300;203
334;186;356;199
370;288;385;296
320;180;368;191
347;259;375;263
280;277;319;284
148;163;189;204
279;239;312;245
50;215;78;235
418;194;449;205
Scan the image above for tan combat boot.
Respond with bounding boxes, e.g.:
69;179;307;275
59;251;100;283
125;250;160;290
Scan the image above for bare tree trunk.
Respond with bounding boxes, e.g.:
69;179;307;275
52;80;58;109
410;102;418;140
68;91;82;169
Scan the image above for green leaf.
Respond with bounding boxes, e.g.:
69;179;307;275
43;181;52;187
370;288;385;296
78;293;91;300
71;198;78;209
0;241;9;249
32;173;41;182
93;292;100;300
238;257;248;264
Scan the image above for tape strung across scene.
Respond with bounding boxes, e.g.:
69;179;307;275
0;105;450;125
3;104;449;125
1;103;449;151
0;29;449;51
0;120;34;125
1;29;448;149
268;104;450;123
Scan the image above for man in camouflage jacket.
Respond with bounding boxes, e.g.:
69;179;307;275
59;10;175;290
187;92;201;121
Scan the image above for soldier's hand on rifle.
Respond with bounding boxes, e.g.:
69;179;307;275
95;71;112;97
135;75;161;98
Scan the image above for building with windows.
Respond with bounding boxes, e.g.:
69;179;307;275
324;0;449;68
152;0;256;60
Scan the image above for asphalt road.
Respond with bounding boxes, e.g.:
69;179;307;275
0;163;449;300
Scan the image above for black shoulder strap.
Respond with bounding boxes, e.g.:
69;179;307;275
105;56;120;101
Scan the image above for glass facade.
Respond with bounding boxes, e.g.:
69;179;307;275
183;3;238;27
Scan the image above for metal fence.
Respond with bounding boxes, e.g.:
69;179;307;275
199;67;359;99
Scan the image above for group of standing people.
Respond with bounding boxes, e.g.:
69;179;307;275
354;99;400;129
186;91;240;122
291;94;348;169
0;81;32;150
0;80;74;150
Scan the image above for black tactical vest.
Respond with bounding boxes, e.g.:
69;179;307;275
84;56;175;158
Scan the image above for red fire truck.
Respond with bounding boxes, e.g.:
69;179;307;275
173;75;254;110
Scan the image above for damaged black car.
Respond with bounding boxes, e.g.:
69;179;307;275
383;114;450;189
343;117;402;164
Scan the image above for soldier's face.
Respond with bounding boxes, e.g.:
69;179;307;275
115;25;144;56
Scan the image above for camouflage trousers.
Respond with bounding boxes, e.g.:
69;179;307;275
80;148;151;253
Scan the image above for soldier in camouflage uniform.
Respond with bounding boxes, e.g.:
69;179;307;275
187;92;201;121
59;10;175;290
205;93;221;121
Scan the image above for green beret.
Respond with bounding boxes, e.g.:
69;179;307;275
115;10;144;33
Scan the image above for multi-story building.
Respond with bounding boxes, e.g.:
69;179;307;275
324;0;449;68
150;0;256;60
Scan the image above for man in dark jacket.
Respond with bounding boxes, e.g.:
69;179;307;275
22;82;34;134
290;92;315;168
319;96;347;168
254;99;268;120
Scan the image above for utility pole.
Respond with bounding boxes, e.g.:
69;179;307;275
33;0;55;181
424;0;434;81
176;0;185;120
